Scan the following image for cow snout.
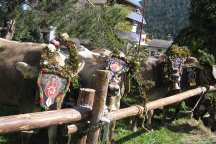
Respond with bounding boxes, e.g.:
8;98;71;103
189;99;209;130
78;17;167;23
170;74;179;79
170;74;180;82
108;84;120;95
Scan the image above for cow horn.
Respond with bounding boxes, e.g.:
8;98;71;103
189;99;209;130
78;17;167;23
213;65;216;80
184;57;204;69
74;60;85;76
15;62;39;78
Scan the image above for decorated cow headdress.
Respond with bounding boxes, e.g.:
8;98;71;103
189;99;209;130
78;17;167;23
38;33;79;110
106;54;129;81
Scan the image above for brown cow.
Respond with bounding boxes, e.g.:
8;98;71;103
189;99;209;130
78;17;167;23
0;38;83;144
138;56;216;130
78;47;129;143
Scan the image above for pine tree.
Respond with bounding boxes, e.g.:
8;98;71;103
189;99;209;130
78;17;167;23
140;0;190;39
0;0;131;50
175;0;216;58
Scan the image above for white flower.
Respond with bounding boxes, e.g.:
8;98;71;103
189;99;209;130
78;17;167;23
61;33;70;40
47;44;56;52
42;60;48;65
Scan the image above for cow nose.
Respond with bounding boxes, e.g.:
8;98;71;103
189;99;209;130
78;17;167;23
170;74;179;79
108;84;120;93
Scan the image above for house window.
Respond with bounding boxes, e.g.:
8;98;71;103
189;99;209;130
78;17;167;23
132;23;138;33
150;51;155;56
158;49;162;52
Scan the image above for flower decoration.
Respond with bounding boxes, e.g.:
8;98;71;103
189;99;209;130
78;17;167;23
40;33;79;79
38;33;79;110
50;38;60;47
61;33;70;41
42;60;48;65
47;44;56;52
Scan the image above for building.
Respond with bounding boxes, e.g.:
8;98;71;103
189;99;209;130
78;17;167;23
116;0;147;45
147;39;173;57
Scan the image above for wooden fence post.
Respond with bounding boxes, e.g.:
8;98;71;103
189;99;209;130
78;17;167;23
86;70;109;144
0;86;215;134
70;88;95;144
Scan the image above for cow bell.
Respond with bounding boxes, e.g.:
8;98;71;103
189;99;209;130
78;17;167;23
172;82;180;90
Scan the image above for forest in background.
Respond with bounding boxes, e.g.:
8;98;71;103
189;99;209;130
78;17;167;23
142;0;190;40
142;0;215;59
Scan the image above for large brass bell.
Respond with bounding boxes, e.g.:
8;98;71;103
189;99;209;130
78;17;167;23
172;82;180;90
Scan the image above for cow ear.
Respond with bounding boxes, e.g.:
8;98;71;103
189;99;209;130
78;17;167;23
212;65;216;80
184;57;203;69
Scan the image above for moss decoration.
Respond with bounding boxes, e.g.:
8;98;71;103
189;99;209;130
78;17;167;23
169;44;191;57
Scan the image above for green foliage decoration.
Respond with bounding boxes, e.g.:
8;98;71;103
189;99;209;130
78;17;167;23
40;33;79;89
168;44;191;57
124;46;154;106
2;1;131;50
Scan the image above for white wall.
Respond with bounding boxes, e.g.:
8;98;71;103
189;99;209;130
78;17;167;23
147;47;167;58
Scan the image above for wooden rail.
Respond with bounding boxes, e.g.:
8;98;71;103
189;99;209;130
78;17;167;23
0;86;215;134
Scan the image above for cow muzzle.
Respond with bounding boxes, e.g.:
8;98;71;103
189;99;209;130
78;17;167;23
108;83;120;96
170;73;180;82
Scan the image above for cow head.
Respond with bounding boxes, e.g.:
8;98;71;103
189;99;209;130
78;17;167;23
163;55;186;90
184;57;216;86
15;43;85;79
15;60;85;79
105;54;129;96
92;52;129;111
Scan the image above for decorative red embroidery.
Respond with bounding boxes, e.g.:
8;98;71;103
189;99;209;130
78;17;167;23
45;81;58;98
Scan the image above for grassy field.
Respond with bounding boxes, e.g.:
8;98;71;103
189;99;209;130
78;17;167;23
0;105;216;144
114;117;216;144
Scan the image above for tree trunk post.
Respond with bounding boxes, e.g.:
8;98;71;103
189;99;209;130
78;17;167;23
86;70;109;144
69;88;95;144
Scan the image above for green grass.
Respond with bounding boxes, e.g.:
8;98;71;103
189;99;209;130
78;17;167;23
114;119;184;144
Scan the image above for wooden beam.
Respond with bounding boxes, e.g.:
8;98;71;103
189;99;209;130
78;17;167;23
146;86;216;111
0;86;215;134
64;86;216;134
0;106;91;134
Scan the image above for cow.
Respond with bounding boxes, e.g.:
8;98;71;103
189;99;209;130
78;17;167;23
138;55;216;130
180;59;216;131
78;47;129;143
0;38;83;144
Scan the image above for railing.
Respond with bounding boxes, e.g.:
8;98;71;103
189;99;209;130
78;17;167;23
0;70;215;143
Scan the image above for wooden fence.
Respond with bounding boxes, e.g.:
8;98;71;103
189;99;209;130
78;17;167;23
0;70;215;143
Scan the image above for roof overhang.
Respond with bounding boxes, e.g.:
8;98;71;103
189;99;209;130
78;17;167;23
116;31;140;43
127;11;146;24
